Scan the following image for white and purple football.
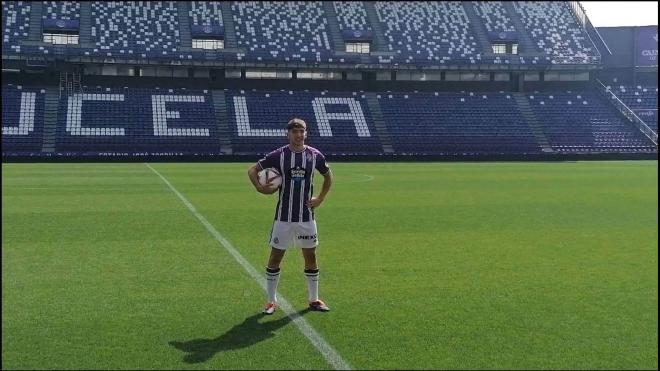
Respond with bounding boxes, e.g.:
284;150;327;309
258;168;282;188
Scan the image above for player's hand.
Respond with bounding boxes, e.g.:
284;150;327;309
257;183;279;194
306;197;324;209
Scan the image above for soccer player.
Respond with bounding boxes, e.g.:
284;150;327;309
247;118;334;315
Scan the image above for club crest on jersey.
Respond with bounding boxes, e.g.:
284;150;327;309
290;166;306;182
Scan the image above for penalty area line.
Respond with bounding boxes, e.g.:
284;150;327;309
144;163;351;370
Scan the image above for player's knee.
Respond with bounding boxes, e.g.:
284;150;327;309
268;252;284;268
302;250;317;268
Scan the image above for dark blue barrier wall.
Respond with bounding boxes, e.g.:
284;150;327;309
597;26;636;68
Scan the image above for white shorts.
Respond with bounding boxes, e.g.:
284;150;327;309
269;220;319;250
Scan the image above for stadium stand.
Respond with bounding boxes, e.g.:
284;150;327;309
232;1;333;63
514;1;599;64
2;1;606;65
1;1;657;159
4;83;654;157
527;91;656;152
379;91;540;154
374;1;479;65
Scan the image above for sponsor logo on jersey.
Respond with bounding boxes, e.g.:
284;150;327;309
290;166;306;182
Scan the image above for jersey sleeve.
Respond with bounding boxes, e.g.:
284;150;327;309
257;149;280;171
315;152;330;175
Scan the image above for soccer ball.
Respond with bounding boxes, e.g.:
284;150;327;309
258;167;282;189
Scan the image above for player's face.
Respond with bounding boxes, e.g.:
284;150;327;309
288;127;306;145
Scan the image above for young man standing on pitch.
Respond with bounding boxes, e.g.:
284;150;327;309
247;118;333;315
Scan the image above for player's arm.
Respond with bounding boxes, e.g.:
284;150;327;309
308;169;333;208
248;163;278;194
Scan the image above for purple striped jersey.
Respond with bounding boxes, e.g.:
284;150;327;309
257;145;330;222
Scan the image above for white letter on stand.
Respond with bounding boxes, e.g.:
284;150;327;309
2;92;36;135
67;93;126;136
152;95;210;136
233;96;287;137
312;97;371;137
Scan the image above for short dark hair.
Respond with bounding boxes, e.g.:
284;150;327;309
287;118;307;131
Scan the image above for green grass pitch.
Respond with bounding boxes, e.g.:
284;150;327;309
2;161;658;369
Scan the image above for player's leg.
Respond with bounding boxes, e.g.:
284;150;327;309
301;246;317;270
299;221;329;312
264;222;291;314
301;247;319;302
301;247;328;311
264;247;285;314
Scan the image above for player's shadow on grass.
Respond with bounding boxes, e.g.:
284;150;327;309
169;308;311;364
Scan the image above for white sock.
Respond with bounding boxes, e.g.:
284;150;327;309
266;267;280;303
304;268;319;302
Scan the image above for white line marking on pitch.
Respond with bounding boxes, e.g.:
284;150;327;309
145;163;351;370
337;174;374;184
